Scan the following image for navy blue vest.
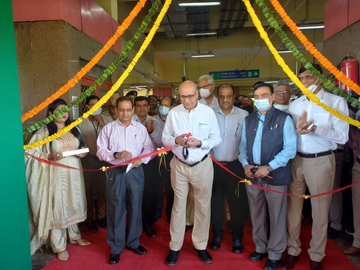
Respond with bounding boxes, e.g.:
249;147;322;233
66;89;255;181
245;106;292;185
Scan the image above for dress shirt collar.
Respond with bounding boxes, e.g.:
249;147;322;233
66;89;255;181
215;106;235;116
116;118;136;127
181;101;200;112
299;88;325;102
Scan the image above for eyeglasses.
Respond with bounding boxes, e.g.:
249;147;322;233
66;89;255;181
298;75;314;81
275;90;289;95
179;93;197;100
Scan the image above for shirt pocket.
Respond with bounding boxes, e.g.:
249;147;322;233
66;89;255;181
197;123;210;140
313;112;331;128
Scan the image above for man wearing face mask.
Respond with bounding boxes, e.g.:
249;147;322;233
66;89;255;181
102;91;120;120
273;81;292;113
239;83;297;270
198;75;219;110
152;96;174;221
78;95;113;232
283;65;349;270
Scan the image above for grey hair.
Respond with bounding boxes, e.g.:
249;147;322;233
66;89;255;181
198;74;214;85
273;81;290;89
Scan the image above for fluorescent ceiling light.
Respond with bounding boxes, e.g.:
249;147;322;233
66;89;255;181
191;54;215;58
277;50;292;54
186;32;217;37
179;1;221;7
297;25;324;30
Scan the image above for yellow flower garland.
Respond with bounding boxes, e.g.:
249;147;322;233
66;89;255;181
21;0;147;123
24;0;172;150
269;0;360;96
242;0;360;128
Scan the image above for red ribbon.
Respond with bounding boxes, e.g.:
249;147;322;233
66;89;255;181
210;156;360;199
24;146;173;172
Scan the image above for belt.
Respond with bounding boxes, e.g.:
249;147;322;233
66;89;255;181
336;149;344;153
217;160;238;166
297;150;335;158
175;154;208;167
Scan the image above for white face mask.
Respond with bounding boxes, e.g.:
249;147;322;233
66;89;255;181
307;79;320;93
254;99;271;111
274;104;289;111
92;107;102;115
199;88;211;98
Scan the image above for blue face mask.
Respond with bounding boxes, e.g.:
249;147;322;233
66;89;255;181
254;99;271;111
159;105;170;116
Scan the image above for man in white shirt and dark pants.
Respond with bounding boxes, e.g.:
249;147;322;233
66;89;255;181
162;80;221;266
283;64;349;270
210;84;248;253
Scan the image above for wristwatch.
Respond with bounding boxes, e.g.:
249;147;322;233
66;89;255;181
266;164;274;172
196;140;202;148
113;152;118;159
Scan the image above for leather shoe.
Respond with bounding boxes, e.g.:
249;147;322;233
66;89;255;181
232;239;243;254
249;251;267;262
144;225;156;237
265;259;281;270
194;248;212;264
98;217;107;228
281;254;299;269
166;250;180;266
310;260;323;270
210;237;221;250
88;221;98;233
343;246;360;255
132;245;147;255
109;253;120;264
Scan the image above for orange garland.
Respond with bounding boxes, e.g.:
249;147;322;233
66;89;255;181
269;0;360;96
21;0;147;123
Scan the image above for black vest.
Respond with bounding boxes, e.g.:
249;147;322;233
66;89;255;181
245;106;292;185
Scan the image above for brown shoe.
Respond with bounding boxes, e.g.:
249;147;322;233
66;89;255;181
310;260;323;270
281;254;299;269
343;246;360;255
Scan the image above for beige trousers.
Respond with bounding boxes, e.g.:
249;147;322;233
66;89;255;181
186;186;195;226
287;154;335;262
50;224;81;253
351;160;360;248
169;156;213;251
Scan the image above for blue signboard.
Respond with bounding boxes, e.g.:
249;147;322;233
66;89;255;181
209;69;260;80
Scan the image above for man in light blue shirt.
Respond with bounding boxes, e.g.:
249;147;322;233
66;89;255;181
239;83;297;270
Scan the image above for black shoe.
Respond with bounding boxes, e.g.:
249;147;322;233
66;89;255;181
88;221;98;233
327;227;341;239
210;237;221;250
166;250;180;266
249;251;267;262
232;239;243;254
132;245;147;255
144;225;156;237
265;259;281;270
109;253;120;264
98;217;107;229
194;248;212;264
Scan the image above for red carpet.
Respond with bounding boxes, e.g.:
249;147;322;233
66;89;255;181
44;217;357;270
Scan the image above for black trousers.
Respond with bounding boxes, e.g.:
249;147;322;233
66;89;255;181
211;160;247;240
106;165;144;254
159;152;174;221
142;158;164;228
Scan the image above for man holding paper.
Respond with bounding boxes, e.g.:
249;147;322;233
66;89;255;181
97;96;154;265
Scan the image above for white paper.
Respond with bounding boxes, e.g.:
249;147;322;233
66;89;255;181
62;148;89;157
126;163;132;173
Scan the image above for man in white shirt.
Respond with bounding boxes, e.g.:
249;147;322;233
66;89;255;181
273;81;291;113
210;85;248;253
283;65;349;270
198;74;219;110
162;80;221;266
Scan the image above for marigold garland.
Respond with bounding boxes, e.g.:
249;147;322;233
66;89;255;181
242;0;360;128
255;0;360;110
23;0;161;134
267;0;360;96
21;0;147;123
23;0;172;150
